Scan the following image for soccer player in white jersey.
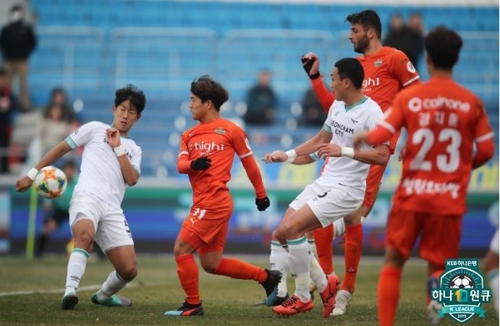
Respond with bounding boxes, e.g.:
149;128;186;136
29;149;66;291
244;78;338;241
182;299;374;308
262;58;390;317
15;84;146;310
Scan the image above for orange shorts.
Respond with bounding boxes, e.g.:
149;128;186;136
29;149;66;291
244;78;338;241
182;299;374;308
386;208;462;268
179;205;232;255
362;163;386;209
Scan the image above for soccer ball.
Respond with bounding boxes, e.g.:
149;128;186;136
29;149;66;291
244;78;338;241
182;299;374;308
450;275;474;289
34;166;68;199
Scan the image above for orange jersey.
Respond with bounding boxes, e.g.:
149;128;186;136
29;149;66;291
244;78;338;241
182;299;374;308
372;77;494;215
177;118;264;212
312;46;420;113
357;47;420;111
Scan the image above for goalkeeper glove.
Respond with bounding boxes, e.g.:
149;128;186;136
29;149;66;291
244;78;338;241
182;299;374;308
255;196;270;211
301;56;320;80
191;157;211;171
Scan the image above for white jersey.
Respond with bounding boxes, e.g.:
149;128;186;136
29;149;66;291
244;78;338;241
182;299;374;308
314;96;385;200
65;121;142;207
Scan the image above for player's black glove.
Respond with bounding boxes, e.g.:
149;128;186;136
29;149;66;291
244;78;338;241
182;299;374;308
255;196;270;211
301;56;321;80
191;157;211;171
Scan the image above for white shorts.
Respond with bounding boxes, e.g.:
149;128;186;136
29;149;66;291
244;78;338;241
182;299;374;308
290;184;361;228
289;183;327;212
490;229;499;254
69;191;134;252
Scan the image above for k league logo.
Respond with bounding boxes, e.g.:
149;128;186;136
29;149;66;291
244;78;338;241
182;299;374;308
431;259;492;324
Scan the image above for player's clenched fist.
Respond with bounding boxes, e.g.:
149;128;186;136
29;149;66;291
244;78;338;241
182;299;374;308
106;128;121;148
262;150;287;163
255;196;270;211
191;156;211;171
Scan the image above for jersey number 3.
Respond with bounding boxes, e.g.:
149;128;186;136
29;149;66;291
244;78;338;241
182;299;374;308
410;128;461;173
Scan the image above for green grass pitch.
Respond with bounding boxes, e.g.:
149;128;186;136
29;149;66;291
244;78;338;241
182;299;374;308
0;255;497;325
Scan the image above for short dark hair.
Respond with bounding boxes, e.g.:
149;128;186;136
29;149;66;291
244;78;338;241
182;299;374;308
115;84;146;114
190;75;229;111
425;26;463;70
335;58;364;89
346;9;382;39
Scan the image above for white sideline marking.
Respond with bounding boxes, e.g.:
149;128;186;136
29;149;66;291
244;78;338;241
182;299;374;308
0;283;139;297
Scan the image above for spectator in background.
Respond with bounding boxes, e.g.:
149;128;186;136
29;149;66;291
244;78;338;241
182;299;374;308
243;70;277;125
407;12;425;71
301;87;327;126
46;87;80;127
383;13;414;65
0;68;16;174
0;4;37;112
39;103;75;157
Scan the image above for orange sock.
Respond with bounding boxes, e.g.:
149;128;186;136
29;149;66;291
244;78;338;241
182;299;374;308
377;266;402;326
341;223;363;292
176;254;200;305
314;225;334;274
214;258;268;283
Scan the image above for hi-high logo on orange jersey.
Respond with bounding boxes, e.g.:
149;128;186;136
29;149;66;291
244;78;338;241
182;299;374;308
191;141;225;156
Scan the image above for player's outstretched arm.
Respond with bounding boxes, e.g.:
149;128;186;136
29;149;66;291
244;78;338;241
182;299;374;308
15;141;72;192
350;144;390;165
316;142;389;166
301;52;334;112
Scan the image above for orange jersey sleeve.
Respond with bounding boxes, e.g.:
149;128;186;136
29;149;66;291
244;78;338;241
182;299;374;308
311;77;335;113
383;77;494;215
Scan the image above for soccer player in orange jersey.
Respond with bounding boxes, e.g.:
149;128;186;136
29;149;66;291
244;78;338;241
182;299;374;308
164;76;281;317
287;9;421;315
353;26;495;326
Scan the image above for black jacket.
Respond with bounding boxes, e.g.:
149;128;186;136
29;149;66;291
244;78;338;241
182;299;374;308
0;21;37;60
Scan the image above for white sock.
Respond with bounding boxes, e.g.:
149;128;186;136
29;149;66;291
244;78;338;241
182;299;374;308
64;248;89;296
270;241;289;298
307;239;318;291
488;269;499;315
287;236;311;301
310;255;327;292
97;270;129;300
308;239;317;258
333;219;345;239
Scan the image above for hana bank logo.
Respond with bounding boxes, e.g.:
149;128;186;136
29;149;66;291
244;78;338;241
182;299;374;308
430;259;492;324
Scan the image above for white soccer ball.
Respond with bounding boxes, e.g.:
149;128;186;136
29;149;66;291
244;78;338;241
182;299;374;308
450;275;474;289
34;166;68;199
